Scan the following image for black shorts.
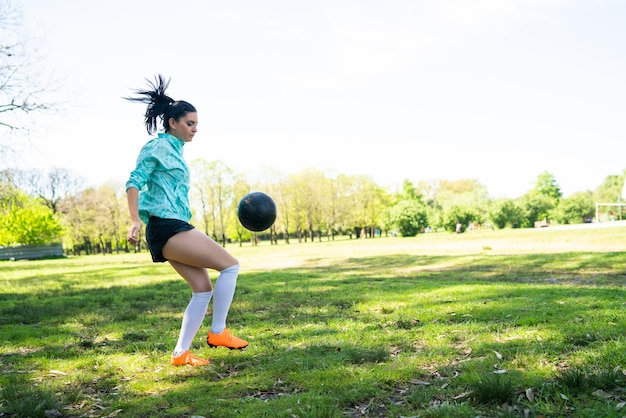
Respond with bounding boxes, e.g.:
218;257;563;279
146;217;195;263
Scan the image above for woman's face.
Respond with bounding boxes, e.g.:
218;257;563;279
169;112;198;142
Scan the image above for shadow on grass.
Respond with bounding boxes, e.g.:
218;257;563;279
1;251;625;416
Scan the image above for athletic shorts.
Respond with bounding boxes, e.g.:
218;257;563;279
146;216;195;263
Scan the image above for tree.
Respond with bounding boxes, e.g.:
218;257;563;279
0;167;82;213
320;175;339;241
440;204;479;233
57;186;122;255
190;159;235;247
0;187;62;245
37;168;83;213
0;1;58;162
553;191;595;224
229;178;254;246
290;168;326;242
399;179;421;201
429;179;489;231
384;200;429;237
334;174;357;238
532;171;562;202
518;192;555;226
350;175;389;237
594;173;625;204
285;172;310;242
489;198;525;229
517;171;563;225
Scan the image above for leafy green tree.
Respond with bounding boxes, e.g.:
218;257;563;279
227;178;254;246
489;198;526;229
553;191;595;224
57;186;119;254
0;189;62;245
351;175;390;237
297;168;327;242
440;204;478;233
430;179;489;231
592;173;626;221
284;170;314;242
93;184;124;253
317;174;340;241
416;179;440;207
594;173;624;204
334;174;358;238
518;192;555;226
384;200;429;237
190;159;235;246
532;171;562;202
398;179;421;202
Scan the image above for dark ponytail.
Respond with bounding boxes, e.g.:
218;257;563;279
124;74;197;135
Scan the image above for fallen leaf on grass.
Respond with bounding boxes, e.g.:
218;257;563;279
48;370;67;376
592;389;611;398
409;379;431;386
502;335;523;341
453;392;470;400
525;388;534;402
450;356;486;365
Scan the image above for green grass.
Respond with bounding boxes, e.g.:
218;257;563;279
1;224;625;417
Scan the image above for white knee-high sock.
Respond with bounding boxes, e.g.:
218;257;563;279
211;264;240;334
173;291;213;357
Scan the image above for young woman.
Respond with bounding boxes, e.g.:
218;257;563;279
125;75;247;366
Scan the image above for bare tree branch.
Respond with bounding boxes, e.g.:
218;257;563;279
0;0;60;161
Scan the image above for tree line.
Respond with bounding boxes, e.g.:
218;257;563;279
0;163;624;255
1;2;625;254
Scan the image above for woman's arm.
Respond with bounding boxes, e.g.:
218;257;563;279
127;187;142;244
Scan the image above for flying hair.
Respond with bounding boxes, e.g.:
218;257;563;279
124;74;196;135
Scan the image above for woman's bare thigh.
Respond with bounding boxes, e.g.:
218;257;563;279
168;260;213;292
162;229;238;271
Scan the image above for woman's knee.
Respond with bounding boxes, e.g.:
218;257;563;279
221;263;240;274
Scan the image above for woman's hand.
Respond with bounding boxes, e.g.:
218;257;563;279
127;220;142;244
126;187;141;245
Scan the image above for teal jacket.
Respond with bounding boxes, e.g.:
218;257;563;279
126;133;192;225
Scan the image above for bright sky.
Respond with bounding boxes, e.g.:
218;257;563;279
16;0;626;198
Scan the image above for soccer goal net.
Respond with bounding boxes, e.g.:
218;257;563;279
595;202;624;222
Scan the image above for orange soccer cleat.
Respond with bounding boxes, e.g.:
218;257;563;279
170;351;210;366
207;328;248;350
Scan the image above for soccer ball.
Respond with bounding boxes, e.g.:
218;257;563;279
237;192;277;232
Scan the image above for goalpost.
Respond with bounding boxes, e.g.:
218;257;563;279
595;202;624;222
595;180;626;222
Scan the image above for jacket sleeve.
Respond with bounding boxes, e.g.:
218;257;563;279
125;142;158;191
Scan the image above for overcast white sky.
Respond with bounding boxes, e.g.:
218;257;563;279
15;0;626;198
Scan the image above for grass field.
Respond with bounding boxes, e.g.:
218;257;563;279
1;223;625;417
